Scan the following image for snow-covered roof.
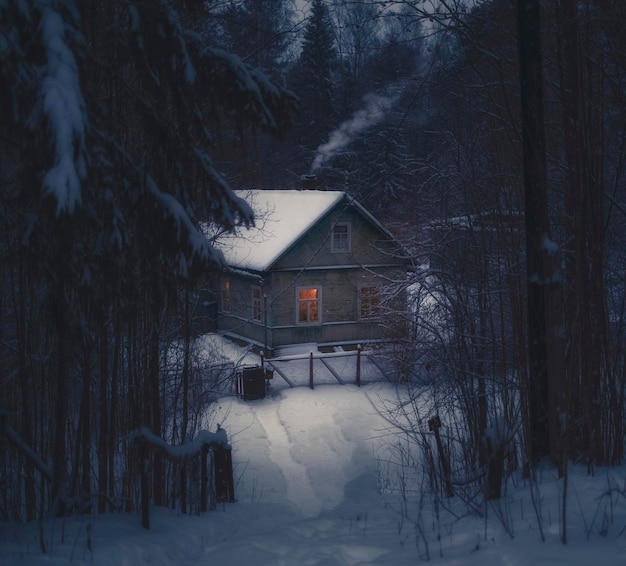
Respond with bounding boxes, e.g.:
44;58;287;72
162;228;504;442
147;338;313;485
215;189;345;272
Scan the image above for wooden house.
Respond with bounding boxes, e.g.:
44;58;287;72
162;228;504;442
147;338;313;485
209;189;410;356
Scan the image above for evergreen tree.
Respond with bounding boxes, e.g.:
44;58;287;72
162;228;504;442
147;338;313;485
219;0;295;79
211;0;299;187
289;0;338;153
0;0;297;518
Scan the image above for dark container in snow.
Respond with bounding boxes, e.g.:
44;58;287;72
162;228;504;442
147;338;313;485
239;366;266;400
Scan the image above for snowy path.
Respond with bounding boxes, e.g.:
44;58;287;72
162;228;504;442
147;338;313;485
253;398;322;517
222;385;388;519
201;385;407;565
5;384;626;565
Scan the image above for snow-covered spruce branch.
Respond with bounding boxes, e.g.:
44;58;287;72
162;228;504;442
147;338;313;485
0;0;88;214
89;126;248;272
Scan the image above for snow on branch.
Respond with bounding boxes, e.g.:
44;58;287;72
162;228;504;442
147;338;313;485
39;1;87;214
162;1;196;84
90;128;251;276
192;147;255;230
127;426;230;460
145;174;225;269
125;0;198;84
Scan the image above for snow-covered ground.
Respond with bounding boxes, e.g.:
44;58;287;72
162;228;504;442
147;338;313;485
3;343;626;564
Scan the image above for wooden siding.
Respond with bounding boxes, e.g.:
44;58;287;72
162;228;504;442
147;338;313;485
265;267;403;328
271;206;403;271
214;196;409;353
215;272;267;348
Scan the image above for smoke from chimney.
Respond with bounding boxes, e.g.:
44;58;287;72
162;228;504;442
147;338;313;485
310;92;397;173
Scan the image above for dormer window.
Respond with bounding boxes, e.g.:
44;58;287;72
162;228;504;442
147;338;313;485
331;222;350;253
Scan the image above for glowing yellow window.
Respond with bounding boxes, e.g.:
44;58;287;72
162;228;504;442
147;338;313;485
297;288;320;324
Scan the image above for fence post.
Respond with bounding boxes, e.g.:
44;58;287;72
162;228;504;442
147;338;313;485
428;416;453;497
309;352;314;389
213;444;235;503
225;448;235;503
356;345;361;387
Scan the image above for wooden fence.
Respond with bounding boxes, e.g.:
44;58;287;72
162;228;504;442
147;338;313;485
128;427;234;529
260;346;387;391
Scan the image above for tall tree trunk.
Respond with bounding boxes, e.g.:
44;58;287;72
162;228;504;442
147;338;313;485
12;260;36;520
518;0;567;470
52;286;69;513
554;0;611;467
108;322;120;509
517;0;551;464
149;304;163;506
72;355;92;511
180;292;191;514
98;325;109;513
181;292;190;446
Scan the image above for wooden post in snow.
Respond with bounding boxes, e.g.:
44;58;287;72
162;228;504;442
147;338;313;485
213;445;235;503
225;449;235;503
356;345;361;387
429;416;453;498
309;352;314;389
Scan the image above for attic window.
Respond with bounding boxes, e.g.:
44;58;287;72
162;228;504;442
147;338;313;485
297;287;320;324
359;285;380;320
331;222;351;253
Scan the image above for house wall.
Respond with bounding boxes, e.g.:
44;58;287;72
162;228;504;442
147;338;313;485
264;268;389;347
266;267;405;324
215;271;267;349
216;201;409;354
271;206;398;270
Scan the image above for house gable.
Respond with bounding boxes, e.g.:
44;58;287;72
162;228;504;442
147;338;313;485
271;203;404;271
216;190;344;272
213;189;410;354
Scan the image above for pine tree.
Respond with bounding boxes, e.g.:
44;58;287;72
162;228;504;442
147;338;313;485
289;0;339;150
211;0;298;186
219;0;295;77
0;0;297;519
